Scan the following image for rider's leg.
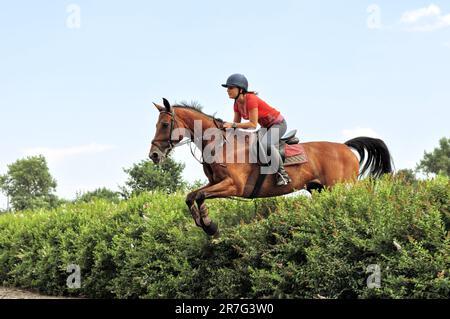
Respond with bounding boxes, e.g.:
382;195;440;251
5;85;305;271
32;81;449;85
259;119;291;185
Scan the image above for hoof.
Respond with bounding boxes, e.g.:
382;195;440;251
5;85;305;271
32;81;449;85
202;222;218;237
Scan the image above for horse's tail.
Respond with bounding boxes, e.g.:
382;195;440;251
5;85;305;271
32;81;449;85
345;137;394;178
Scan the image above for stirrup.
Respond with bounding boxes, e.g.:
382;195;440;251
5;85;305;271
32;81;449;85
276;172;291;186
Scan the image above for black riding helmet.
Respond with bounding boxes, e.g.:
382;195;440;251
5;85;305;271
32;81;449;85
221;74;249;92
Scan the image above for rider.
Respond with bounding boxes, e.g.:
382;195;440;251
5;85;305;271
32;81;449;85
222;73;292;186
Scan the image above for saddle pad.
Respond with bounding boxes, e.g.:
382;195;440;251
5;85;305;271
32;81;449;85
284;144;308;166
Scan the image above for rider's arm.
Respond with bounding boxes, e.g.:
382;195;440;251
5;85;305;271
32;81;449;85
235;108;258;129
233;112;241;123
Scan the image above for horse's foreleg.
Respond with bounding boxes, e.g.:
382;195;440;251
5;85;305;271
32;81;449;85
185;192;202;227
194;178;237;236
185;183;212;228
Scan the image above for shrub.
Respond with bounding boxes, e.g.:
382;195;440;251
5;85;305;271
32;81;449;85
0;176;448;299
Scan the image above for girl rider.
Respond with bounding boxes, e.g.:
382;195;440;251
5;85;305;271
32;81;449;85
222;73;291;186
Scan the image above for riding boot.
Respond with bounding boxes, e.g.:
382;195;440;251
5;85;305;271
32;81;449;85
276;163;292;186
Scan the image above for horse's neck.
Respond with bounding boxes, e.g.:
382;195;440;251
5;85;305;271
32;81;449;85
175;108;215;132
175;108;216;148
174;108;254;164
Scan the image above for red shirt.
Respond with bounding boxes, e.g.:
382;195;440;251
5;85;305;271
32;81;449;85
233;94;282;128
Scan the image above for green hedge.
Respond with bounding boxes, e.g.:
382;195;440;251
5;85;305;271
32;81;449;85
0;176;448;299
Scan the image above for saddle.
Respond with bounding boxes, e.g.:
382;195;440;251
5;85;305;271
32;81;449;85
279;130;300;162
255;130;305;165
281;130;300;145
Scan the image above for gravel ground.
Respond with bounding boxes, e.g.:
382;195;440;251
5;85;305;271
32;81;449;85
0;287;71;299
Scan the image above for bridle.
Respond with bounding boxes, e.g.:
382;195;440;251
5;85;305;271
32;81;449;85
151;108;227;165
150;109;204;164
151;109;187;154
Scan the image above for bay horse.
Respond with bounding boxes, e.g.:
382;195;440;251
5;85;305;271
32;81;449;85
149;99;393;236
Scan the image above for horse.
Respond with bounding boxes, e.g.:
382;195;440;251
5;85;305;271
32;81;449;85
149;98;394;236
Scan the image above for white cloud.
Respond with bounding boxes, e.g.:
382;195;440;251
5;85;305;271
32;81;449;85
400;4;441;23
0;194;7;210
22;143;116;163
400;4;450;32
342;127;381;140
283;189;312;199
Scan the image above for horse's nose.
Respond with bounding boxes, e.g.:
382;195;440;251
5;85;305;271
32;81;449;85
149;152;160;163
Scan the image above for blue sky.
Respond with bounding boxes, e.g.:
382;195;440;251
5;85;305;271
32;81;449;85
1;0;449;208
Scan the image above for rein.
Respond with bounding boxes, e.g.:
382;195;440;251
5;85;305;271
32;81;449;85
152;109;227;165
151;106;253;203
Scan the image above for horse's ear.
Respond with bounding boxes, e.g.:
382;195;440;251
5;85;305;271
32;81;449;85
162;98;172;112
153;102;164;112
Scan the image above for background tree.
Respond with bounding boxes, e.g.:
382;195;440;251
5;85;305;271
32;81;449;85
417;137;450;176
395;169;417;184
0;155;58;211
76;187;121;203
120;156;186;198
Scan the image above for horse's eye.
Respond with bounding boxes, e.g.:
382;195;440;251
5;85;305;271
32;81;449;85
162;122;169;128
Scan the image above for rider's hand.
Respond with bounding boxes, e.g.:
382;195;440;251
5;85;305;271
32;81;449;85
223;122;233;129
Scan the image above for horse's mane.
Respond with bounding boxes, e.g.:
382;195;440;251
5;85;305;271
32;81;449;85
173;101;224;123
